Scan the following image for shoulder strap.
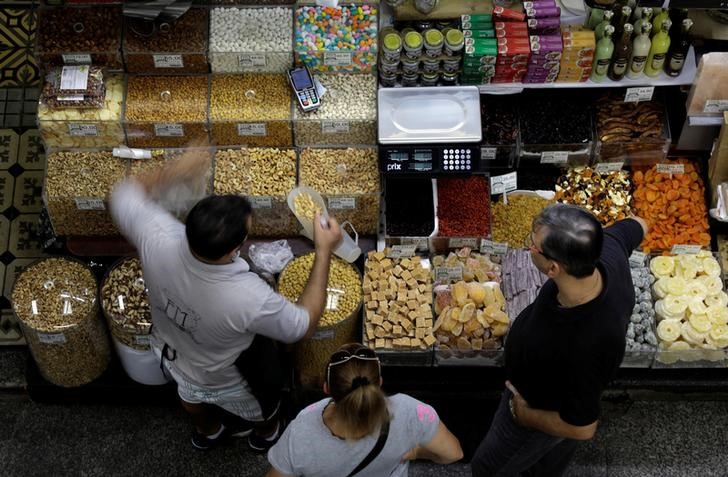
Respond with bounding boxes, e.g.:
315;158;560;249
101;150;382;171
345;420;390;477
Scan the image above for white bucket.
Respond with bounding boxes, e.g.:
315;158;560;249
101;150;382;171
112;337;171;386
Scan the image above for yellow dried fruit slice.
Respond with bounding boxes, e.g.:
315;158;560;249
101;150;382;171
703;276;723;296
452;281;469;307
702;257;722;277
653;278;670;299
688;298;708;316
656;319;681;342
459;303;476;323
706;291;728;308
681;321;707;346
491;323;508;337
668;340;691;351
707;305;728;325
664;295;689;315
688;313;712;333
685;282;708;299
466;282;486;305
650;256;674;277
667;277;687;295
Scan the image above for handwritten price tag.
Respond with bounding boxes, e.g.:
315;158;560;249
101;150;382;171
594;162;624;174
448;238;479;249
237;123;267;136
238;53;267;68
540;151;569;164
74;197;105;210
671;244;702;255
322;120;350;133
624;86;654;103
480;240;508;255
656;164;684;175
324;51;353;66
435;267;464;282
387;244;417;259
37;332;67;344
154;123;184;137
629;251;647;267
328;197;356;210
481;147;497;161
400;238;429;251
490;172;517;195
250;197;273;209
153;54;184;68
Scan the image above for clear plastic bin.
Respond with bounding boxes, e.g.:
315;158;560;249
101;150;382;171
686;52;728;119
101;257;152;351
480;95;519;170
434;175;492;242
38;74;125;149
384;177;436;244
124;75;209;148
213;147;298;237
294;3;378;73
123;8;209;74
44;150;128;236
622;253;657;368
298;147;379;235
293;74;377;146
209;6;293;74
210;74;293;147
36;6;123;70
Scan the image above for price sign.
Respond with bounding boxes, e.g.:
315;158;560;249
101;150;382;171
624;86;655;103
60;65;89;90
153;54;184;68
328;197;356;210
400;237;429;251
57;95;84;102
68;124;98;136
135;335;152;346
656;163;684;175
481;147;497;161
387;244;417;259
74;197;105;210
154;123;184;137
324;51;353;66
480;240;508;256
250;197;273;209
540;151;569;164
448;238;479;249
671;244;702;255
629;251;647;267
312;329;335;340
237;123;267;136
435;266;464;282
594;162;624;174
37;332;67;345
490;172;517;195
238;53;267;68
62;53;91;65
704;100;728;114
322;120;350;133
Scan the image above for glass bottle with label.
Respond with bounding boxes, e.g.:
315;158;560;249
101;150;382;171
645;19;671;77
591;24;615;82
608;23;633;81
627;22;651;79
595;10;614;40
651;8;669;38
587;7;605;30
612;6;632;42
633;8;653;38
665;18;693;77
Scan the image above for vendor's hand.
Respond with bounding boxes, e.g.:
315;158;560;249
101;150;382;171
314;213;342;254
401;446;420;461
506;380;529;427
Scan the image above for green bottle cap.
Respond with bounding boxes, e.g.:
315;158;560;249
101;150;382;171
446;29;464;45
425;29;443;46
405;31;423;48
383;32;402;50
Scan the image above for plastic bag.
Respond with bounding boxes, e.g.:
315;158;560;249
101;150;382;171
249;240;294;275
41;66;106;109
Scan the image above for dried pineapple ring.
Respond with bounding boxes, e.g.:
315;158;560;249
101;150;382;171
704;276;723;296
685;281;708;298
706;291;728;308
668;340;691;351
688;298;709;316
697;250;713;259
653;278;670;299
707;305;728;325
667;277;687;295
689;313;712;333
702;258;722;277
664;295;689;315
681;321;707;346
709;323;728;341
657;319;681;342
650;256;675;277
676;262;698;280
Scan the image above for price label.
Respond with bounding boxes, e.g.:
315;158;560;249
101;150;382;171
328;197;356;210
481;147;497;161
704;100;728;114
624;86;655;103
57;95;84;102
60;65;89;90
37;332;67;345
490;171;517;195
250;197;273;209
68;123;98;136
135;335;152;346
324;51;353;66
387;244;417;259
74;197;105;210
312;329;335;340
154;123;184;137
62;53;91;65
400;237;429;251
435;266;464;282
238;53;267;68
656;163;684;175
594;162;624;174
322;120;350;134
153;54;184;68
671;244;702;255
448;238;479;249
629;251;647;267
237;123;267;136
480;239;508;256
540;151;569;164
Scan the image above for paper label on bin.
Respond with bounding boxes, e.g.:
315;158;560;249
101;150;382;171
400;238;429;251
490;172;517;195
68;123;98;136
448;238;479;249
704;100;728;114
74;197;105;210
135;335;152;346
328;197;356;210
671;244;702;255
387;244;417;258
624;86;654;103
312;329;335;340
324;51;353;66
480;239;508;255
594;162;624;174
154;123;184;137
153;54;184;68
435;266;463;282
321;120;350;134
62;53;91;65
237;123;267;136
250;197;273;209
656;163;684;175
57;95;85;102
629;251;646;267
481;147;498;161
540;151;569;164
37;332;66;345
60;65;89;90
238;53;267;68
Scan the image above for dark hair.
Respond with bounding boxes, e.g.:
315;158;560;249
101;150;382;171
532;203;603;278
327;344;389;440
185;195;252;261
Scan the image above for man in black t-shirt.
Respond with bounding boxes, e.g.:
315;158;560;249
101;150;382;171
471;204;648;477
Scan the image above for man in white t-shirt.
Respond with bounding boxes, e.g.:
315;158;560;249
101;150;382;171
109;151;342;452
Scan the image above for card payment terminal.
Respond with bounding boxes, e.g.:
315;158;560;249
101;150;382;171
288;66;320;112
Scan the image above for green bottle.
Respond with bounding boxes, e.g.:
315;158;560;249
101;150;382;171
595;10;615;40
652;8;669;38
633;8;653;37
627;22;652;79
645;19;671;77
587;8;606;30
591;24;615;82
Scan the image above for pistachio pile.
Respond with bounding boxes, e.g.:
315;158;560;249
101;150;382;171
555;167;632;226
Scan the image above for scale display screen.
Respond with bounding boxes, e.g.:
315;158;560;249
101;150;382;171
389;152;409;162
413;150;433;162
379;144;481;174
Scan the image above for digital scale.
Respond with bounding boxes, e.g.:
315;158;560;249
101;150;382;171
378;86;483;175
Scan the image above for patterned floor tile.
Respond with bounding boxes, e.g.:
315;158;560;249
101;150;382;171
0;170;15;211
18;128;43;170
12;170;41;213
0;310;24;345
0;128;18;169
0;49;39;87
0;215;9;252
3;257;38;302
9;214;45;257
0;8;36;49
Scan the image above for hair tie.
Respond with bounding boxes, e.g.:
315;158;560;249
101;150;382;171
350;376;369;391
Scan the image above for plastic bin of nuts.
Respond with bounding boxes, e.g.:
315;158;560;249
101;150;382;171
298;147;379;235
44;150;128;236
480;95;520;170
123;8;209;74
124;75;209;148
209;6;294;74
295;3;378;73
278;253;362;387
11;257;111;387
210;74;293;148
293;74;377;146
213;147;299;237
35;6;123;69
38;74;125;149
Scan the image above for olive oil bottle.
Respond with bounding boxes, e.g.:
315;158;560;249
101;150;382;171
645;19;671;77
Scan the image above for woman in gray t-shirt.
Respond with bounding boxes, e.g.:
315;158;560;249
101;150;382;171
266;343;463;477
